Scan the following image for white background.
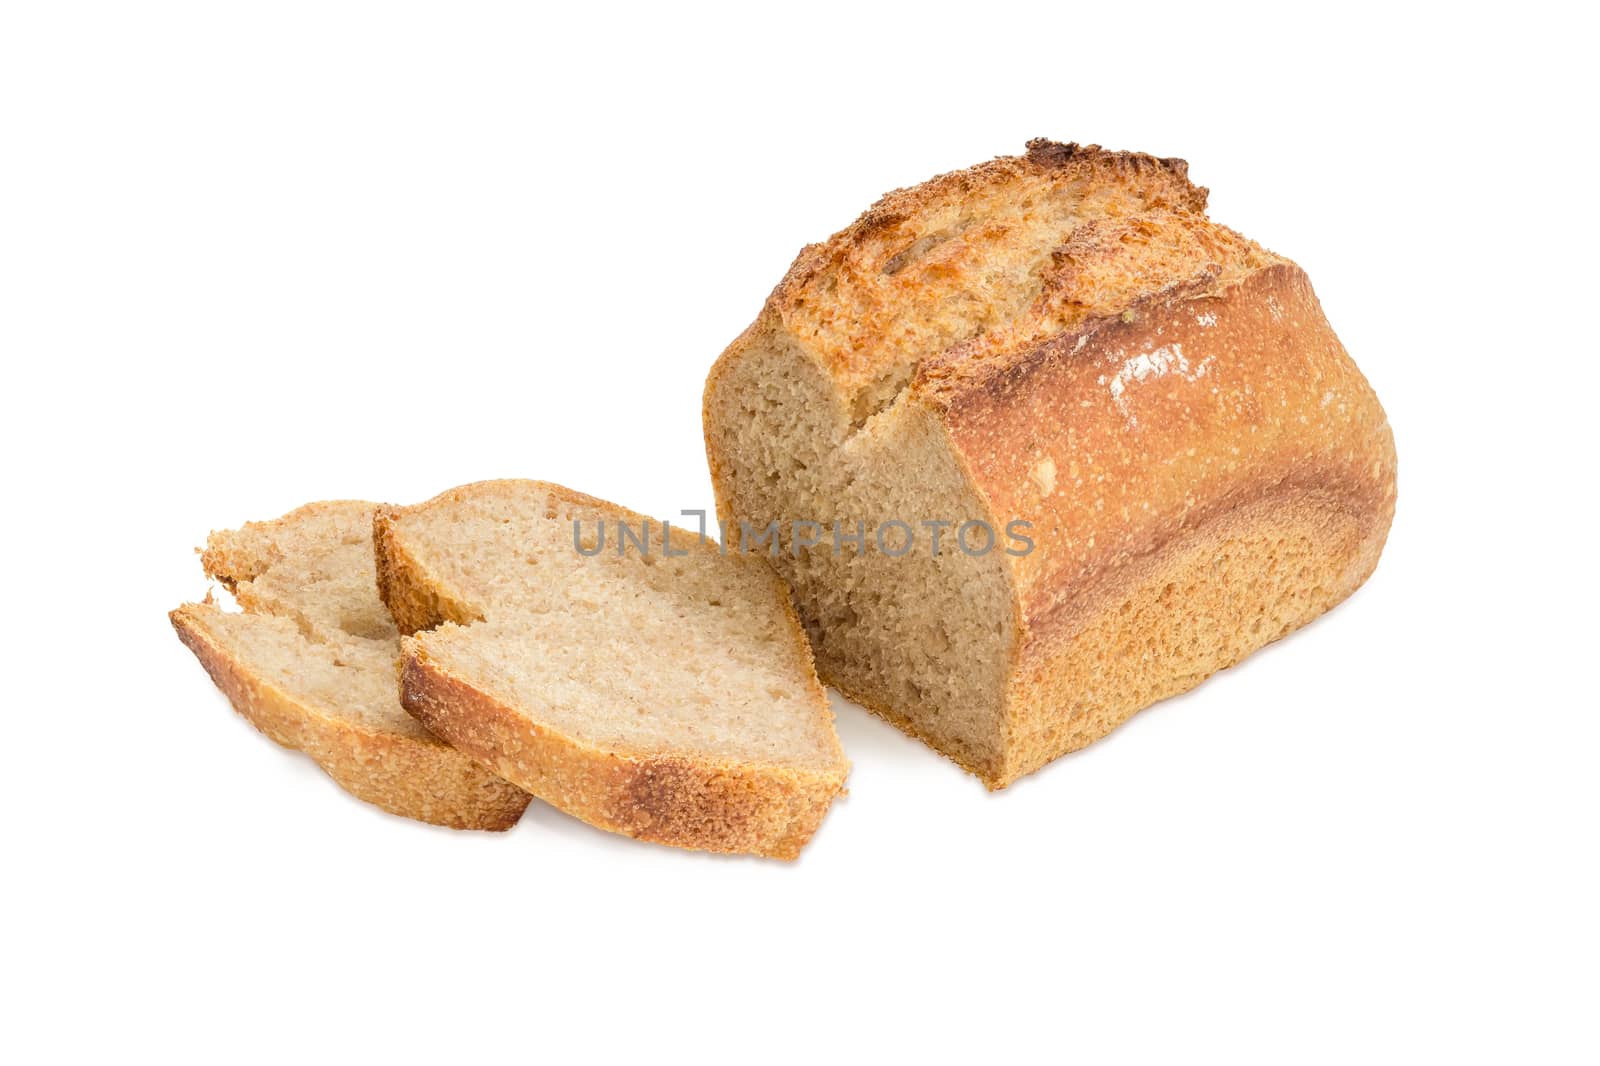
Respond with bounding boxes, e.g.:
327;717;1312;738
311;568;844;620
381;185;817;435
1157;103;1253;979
3;2;1594;1062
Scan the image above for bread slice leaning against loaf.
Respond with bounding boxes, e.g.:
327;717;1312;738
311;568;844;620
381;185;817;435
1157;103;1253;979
373;480;849;860
171;501;532;830
704;139;1398;788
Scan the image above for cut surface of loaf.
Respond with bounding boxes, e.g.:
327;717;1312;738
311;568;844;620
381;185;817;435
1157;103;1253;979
373;480;849;859
171;501;532;830
704;139;1397;788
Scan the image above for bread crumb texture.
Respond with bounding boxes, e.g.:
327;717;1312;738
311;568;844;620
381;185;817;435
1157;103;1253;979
374;480;849;859
171;501;531;830
704;140;1397;787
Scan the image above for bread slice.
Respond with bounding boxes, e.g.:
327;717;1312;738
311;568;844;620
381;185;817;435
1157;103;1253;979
373;480;848;859
171;501;531;830
703;139;1397;788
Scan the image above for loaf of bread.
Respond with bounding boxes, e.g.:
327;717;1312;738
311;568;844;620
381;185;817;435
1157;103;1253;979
704;140;1396;788
373;480;850;859
171;502;532;829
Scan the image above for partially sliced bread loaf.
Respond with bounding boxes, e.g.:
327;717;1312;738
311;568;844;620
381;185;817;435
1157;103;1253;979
171;501;532;830
373;480;849;859
704;140;1396;787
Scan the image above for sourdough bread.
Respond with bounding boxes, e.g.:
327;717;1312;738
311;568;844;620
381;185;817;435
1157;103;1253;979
374;480;849;859
171;501;531;830
703;139;1397;787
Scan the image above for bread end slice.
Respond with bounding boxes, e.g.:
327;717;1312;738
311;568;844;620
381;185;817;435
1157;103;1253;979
173;502;531;831
172;606;530;830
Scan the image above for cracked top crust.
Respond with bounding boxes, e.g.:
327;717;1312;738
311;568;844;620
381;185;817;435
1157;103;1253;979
767;140;1273;417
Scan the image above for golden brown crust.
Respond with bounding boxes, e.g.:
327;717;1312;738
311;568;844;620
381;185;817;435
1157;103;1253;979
375;480;848;859
913;216;1277;399
929;262;1394;785
992;486;1390;787
401;647;841;859
171;605;531;830
771;140;1206;305
766;140;1215;405
936;261;1395;641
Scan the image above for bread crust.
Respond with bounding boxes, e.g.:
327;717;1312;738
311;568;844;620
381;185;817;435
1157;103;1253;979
374;479;848;859
766;140;1218;405
772;139;1207;314
935;261;1395;650
993;485;1387;785
401;645;842;860
955;263;1395;785
171;604;531;831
